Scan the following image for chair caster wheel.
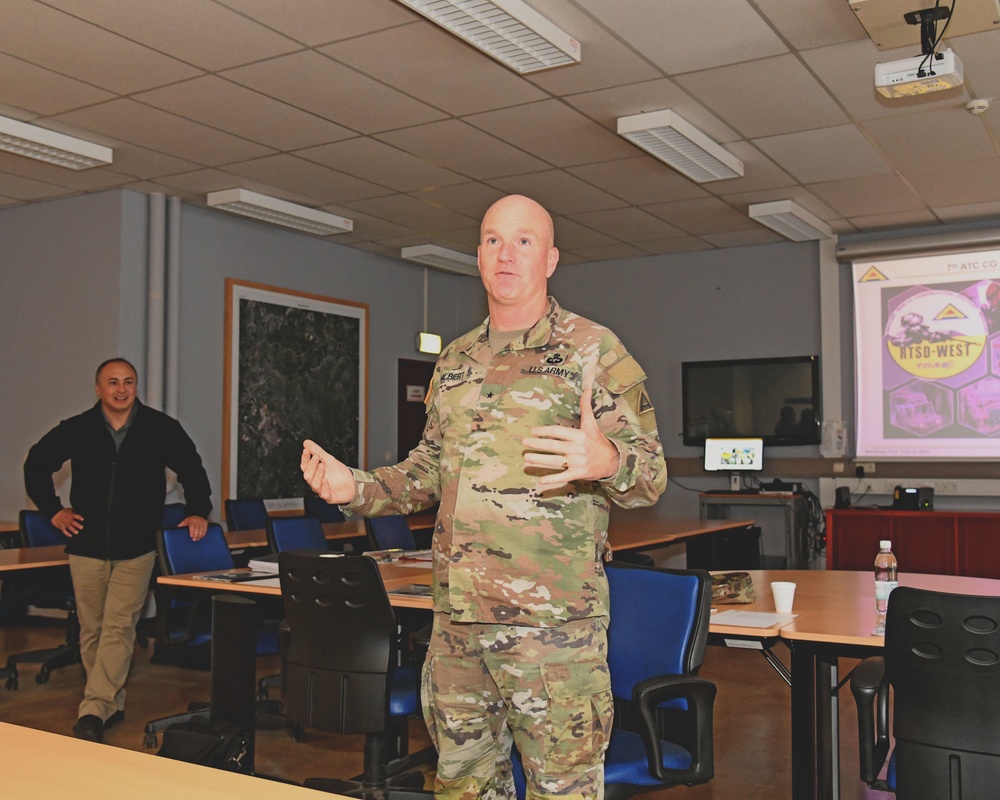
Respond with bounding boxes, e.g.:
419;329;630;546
143;733;158;748
36;672;49;685
5;677;17;690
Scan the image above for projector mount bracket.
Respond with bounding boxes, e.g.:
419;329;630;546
903;5;951;55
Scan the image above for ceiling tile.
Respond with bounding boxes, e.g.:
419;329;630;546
410;183;508;221
465;100;633;168
377;120;549;179
634;236;717;255
223;51;447;134
809;173;926;217
216;0;416;47
934;200;1000;221
53;99;274;165
343;193;480;233
320;25;547;116
566;206;686;241
753;0;869;49
134;76;354;152
567;157;709;205
552;217;619;250
0;0;201;94
676;54;849;138
563;242;649;262
849;209;940;230
753;124;893;183
565;78;740;144
0;54;115;115
865;108;997;170
296;138;467;193
220;154;393;203
904;159;1000;207
574;0;787;74
43;0;300;71
486;170;629;216
643;197;758;235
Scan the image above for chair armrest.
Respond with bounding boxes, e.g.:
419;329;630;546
849;656;890;787
632;674;717;786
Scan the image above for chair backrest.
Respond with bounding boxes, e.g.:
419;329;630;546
19;509;64;547
157;523;234;576
605;562;712;701
365;515;416;551
161;502;188;530
267;515;327;553
279;552;397;733
224;498;269;531
883;586;1000;796
303;495;346;523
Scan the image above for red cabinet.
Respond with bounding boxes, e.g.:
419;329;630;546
826;509;1000;577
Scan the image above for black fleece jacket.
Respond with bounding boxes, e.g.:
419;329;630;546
24;400;212;560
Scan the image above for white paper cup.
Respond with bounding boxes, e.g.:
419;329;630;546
771;581;796;613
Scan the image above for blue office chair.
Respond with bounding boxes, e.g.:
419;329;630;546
513;562;716;800
279;552;432;798
267;515;328;553
366;515;416;551
145;523;296;747
303;495;346;523
224;498;269;531
161;502;188;530
851;586;1000;798
3;510;80;689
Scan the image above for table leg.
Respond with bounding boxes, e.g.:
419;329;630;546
790;642;817;800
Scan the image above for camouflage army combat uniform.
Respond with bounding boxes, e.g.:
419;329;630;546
344;297;666;800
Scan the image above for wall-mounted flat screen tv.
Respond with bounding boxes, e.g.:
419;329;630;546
682;355;821;447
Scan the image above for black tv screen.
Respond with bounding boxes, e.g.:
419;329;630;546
681;355;821;447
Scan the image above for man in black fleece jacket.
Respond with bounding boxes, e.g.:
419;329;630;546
24;358;212;742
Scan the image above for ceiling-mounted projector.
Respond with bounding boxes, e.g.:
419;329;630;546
875;48;963;98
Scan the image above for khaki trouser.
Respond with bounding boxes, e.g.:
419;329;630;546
68;551;156;721
422;613;612;800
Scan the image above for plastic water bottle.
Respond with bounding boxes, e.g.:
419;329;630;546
873;540;898;636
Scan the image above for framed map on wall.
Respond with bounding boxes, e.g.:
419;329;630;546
223;279;368;507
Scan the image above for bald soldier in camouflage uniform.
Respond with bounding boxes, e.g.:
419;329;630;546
302;194;666;800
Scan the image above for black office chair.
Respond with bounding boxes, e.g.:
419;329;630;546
512;562;716;800
3;510;80;689
851;586;1000;798
303;495;346;523
365;515;416;551
145;524;297;747
278;552;433;798
267;515;328;554
224;498;269;531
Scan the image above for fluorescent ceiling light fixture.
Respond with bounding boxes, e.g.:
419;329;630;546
0;114;112;170
416;332;443;354
402;244;479;277
749;199;833;242
206;189;353;236
617;109;743;184
394;0;580;74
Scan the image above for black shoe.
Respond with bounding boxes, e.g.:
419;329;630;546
73;715;103;743
103;710;125;730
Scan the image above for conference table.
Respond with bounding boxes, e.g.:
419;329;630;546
159;563;1000;800
0;721;334;799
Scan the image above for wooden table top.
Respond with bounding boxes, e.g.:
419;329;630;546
0;721;336;799
225;513;436;549
0;544;70;572
608;517;756;551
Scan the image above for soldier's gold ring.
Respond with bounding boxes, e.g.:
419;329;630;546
562;455;569;470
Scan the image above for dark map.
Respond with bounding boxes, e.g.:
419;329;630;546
236;298;361;500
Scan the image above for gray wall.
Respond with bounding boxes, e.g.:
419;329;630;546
1;192;132;517
1;187;827;527
1;190;484;522
550;241;823;519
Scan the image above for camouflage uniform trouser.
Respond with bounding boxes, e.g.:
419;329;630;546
421;612;613;800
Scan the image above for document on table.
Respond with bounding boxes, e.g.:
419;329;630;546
711;610;797;627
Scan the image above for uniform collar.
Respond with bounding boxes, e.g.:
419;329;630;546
460;297;562;363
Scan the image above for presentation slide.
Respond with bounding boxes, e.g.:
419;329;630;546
854;248;1000;459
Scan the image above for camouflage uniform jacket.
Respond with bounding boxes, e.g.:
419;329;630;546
345;297;666;627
